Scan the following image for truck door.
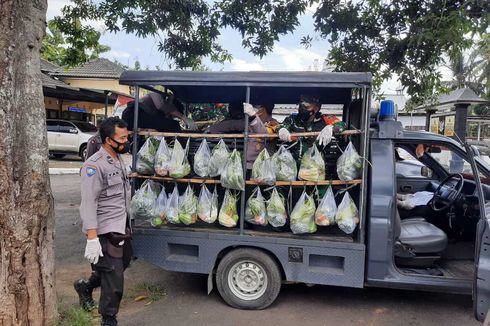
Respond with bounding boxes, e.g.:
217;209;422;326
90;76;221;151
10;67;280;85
464;143;490;322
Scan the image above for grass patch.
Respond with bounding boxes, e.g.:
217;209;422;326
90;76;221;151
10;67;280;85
55;306;97;326
124;281;166;304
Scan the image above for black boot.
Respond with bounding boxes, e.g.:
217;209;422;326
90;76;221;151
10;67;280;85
101;315;118;326
73;278;97;311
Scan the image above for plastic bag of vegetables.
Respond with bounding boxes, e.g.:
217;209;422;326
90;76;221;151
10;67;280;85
315;186;337;226
220;149;245;190
164;186;180;224
218;189;239;227
154;137;171;176
251;149;276;185
197;185;218;223
130;180;162;220
290;191;317;234
245;187;267;225
298;145;325;181
168;139;191;178
266;188;287;227
272;145;297;181
178;185;198;225
335;192;359;234
337;141;362;181
136;137;161;175
150;188;167;227
194;139;211;177
209;140;230;177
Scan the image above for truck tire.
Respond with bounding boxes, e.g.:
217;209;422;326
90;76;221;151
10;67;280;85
216;248;281;310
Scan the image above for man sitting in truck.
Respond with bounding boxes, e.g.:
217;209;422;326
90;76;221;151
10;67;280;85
277;95;346;156
122;92;197;132
208;102;278;168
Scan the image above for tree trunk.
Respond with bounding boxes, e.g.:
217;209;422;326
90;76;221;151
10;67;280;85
0;0;55;325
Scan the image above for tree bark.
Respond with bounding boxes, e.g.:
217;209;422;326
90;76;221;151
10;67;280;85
0;0;55;325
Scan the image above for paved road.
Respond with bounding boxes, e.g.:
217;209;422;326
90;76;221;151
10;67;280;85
52;175;479;326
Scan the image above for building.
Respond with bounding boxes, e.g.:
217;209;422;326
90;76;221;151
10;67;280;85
41;59;124;124
49;58;133;122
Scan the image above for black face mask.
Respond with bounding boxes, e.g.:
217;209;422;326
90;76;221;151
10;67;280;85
110;138;130;154
298;108;313;122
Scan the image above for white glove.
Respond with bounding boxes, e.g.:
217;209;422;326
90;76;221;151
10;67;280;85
278;128;292;142
243;103;256;117
183;116;198;131
317;125;333;146
84;238;103;265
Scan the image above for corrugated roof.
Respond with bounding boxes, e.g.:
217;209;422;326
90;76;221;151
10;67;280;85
51;58;126;79
119;70;372;86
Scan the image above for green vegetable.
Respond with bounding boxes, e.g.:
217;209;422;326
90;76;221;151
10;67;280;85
209;140;230;177
272;145;297;181
245;188;267;226
165;187;180;224
130;180;162;220
178;185;198;225
337;141;362;181
219;189;239;227
154;137;171;176
197;185;218;223
290;191;317;234
315;186;337;226
136;137;161;175
194;139;211;177
168;139;191;178
151;217;163;227
266;188;287;227
298;145;325;181
251;149;275;185
335;192;359;234
220;149;245;190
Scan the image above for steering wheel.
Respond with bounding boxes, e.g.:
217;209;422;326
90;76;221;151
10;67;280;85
429;173;464;212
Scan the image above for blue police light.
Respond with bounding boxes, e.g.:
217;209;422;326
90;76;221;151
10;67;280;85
379;100;396;121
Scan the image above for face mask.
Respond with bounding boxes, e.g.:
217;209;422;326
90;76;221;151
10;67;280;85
298;107;313;122
110;138;130;154
298;101;315;122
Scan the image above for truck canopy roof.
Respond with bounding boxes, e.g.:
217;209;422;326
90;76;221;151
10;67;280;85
119;70;372;104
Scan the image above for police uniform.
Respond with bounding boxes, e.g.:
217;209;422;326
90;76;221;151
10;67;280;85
86;132;102;160
78;146;132;321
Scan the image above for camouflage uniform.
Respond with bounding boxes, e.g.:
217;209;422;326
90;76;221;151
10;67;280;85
280;111;346;158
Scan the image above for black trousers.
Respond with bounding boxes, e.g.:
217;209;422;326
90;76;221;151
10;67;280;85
89;235;132;317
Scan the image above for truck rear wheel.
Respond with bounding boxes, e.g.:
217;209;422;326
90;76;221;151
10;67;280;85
216;248;281;310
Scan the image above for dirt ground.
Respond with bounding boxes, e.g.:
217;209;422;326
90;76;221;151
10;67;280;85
52;174;479;326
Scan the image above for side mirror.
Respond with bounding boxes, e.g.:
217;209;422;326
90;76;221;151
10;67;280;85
421;166;433;178
470;145;481;157
429;145;441;154
69;128;78;134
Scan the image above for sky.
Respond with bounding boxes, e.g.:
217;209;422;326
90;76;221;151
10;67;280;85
47;0;404;93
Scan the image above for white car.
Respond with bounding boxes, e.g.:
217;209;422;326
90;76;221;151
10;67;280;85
47;119;97;161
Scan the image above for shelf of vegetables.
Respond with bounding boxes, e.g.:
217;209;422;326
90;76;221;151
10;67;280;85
130;129;363;139
128;173;362;186
129;131;364;240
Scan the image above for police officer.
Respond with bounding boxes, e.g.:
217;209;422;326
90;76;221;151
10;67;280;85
74;117;132;326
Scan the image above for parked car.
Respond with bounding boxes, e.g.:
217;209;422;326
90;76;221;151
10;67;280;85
468;140;490;157
47;119;97;161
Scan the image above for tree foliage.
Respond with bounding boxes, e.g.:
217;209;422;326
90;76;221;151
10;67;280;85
55;0;489;103
42;19;110;67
